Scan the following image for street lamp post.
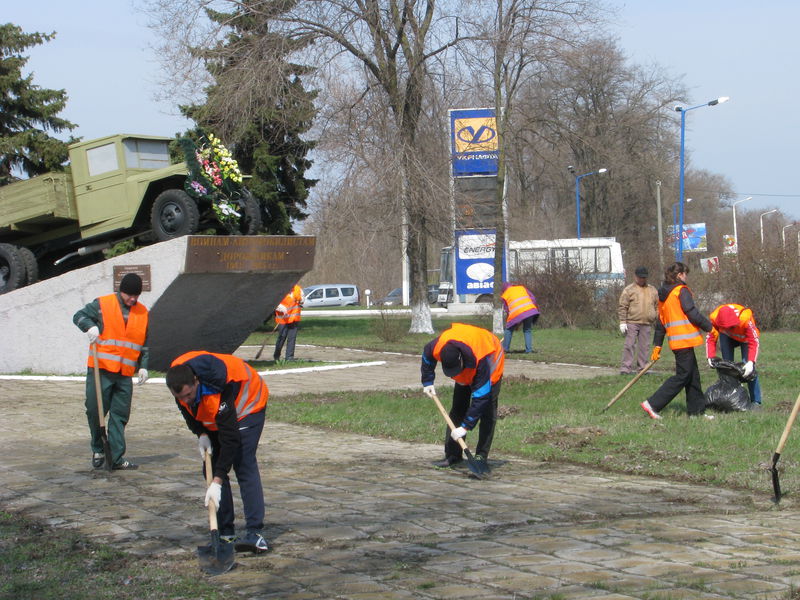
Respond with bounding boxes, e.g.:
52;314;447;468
569;166;607;239
674;96;730;261
783;224;795;248
671;198;692;254
760;209;777;247
732;196;752;255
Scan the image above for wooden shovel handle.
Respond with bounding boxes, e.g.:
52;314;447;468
91;343;106;429
429;391;470;453
204;451;219;530
775;391;800;456
602;360;656;412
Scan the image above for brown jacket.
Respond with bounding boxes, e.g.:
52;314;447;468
617;282;658;325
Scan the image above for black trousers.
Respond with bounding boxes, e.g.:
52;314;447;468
273;322;299;360
444;380;501;460
647;347;705;415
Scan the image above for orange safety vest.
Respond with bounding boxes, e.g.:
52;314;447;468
171;351;268;431
275;285;303;325
87;294;148;376
659;285;703;350
501;285;538;326
709;303;759;343
432;323;504;386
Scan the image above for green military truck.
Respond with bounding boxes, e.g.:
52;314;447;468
0;134;262;293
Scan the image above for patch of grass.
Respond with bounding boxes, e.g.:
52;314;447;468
264;320;800;495
0;511;221;600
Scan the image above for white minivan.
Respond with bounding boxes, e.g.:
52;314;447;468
302;284;360;307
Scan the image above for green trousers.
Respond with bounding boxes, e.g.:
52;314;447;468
84;368;133;466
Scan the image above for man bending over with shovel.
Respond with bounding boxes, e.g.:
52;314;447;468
166;351;269;554
421;323;505;470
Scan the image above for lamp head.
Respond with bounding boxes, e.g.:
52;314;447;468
708;96;730;106
674;105;684;112
598;168;608;174
567;165;575;174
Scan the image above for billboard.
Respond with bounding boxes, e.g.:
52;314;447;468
449;108;499;177
454;229;505;295
667;222;707;253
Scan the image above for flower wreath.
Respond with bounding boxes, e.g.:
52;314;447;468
180;132;244;225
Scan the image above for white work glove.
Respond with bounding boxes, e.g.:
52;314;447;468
708;358;715;368
204;481;222;509
86;326;100;343
422;385;436;399
450;426;468;441
136;368;149;385
198;434;212;461
743;361;754;378
619;323;628;335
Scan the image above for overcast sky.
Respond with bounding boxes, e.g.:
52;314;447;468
6;1;800;225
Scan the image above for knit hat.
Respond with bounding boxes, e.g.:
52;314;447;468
119;273;143;296
716;305;739;329
440;344;464;377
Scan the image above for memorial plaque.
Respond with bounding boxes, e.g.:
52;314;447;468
184;235;316;273
113;265;152;292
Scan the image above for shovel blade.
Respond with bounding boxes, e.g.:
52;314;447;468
464;449;490;480
197;531;235;575
772;453;782;503
100;430;113;472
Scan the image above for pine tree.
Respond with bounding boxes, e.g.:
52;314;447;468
182;3;317;234
0;23;77;185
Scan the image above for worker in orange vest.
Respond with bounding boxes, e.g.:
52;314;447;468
273;284;304;361
166;351;269;554
500;282;540;353
641;262;713;420
421;323;504;469
706;303;762;405
73;273;149;470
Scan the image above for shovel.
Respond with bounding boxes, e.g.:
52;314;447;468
197;450;235;575
428;390;489;479
254;323;279;360
771;390;800;503
601;360;656;413
91;343;113;471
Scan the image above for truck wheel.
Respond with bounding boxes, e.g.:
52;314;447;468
0;243;26;294
151;189;200;241
237;189;263;235
17;246;39;285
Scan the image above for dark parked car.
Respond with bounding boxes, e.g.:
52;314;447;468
376;285;439;306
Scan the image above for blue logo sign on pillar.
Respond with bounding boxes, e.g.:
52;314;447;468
455;229;505;295
450;108;499;177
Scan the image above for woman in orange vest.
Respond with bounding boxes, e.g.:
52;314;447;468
73;273;149;470
706;303;762;405
273;284;304;361
641;262;713;419
166;351;269;553
421;323;504;468
500;282;540;353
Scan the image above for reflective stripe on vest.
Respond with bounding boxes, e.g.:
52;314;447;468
275;286;303;325
172;351;268;431
87;294;147;376
709;303;759;343
432;323;504;385
659;285;702;350
501;285;538;325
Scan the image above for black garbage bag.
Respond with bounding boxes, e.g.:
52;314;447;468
705;358;754;412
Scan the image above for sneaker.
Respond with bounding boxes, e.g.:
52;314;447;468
432;457;463;469
112;459;139;470
92;452;105;469
236;531;269;553
220;534;237;544
640;400;662;420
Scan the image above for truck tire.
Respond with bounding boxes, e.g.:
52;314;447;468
237;189;263;235
17;246;39;285
0;243;26;294
151;189;200;242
